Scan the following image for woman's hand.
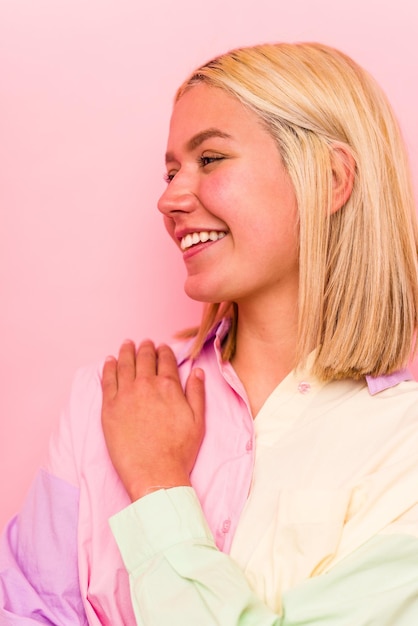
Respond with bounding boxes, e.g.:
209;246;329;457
101;340;205;501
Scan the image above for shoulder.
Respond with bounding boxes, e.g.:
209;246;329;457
45;360;106;484
365;378;418;424
320;375;418;420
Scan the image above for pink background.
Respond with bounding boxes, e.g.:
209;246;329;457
1;0;417;531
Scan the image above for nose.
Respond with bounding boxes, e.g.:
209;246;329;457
157;175;198;217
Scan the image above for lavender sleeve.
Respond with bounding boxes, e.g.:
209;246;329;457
0;469;88;625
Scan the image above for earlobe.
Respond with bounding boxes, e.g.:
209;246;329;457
330;143;356;214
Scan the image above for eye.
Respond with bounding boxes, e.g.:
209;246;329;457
163;171;177;184
198;155;224;168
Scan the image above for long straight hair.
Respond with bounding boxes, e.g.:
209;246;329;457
175;42;418;380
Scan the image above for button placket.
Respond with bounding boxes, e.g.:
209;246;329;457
221;519;231;534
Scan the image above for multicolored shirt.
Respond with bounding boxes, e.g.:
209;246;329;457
1;319;418;624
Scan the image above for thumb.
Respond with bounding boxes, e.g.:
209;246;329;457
185;368;206;427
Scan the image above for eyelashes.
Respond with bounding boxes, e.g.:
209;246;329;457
164;154;225;184
163;172;175;183
198;155;224;167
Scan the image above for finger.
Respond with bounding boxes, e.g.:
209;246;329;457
185;368;206;428
117;340;136;386
156;344;181;381
102;356;118;400
135;340;157;377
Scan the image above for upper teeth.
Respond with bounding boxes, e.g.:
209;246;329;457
180;230;227;251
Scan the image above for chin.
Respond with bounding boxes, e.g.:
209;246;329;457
184;278;225;304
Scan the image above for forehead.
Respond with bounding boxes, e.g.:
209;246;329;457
167;83;263;146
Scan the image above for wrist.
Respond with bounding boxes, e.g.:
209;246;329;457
127;476;192;502
143;484;190;496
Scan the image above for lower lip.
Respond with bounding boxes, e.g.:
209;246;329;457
182;236;226;260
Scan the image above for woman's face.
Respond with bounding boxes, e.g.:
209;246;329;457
158;83;299;306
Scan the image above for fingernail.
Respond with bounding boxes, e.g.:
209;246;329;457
194;368;205;381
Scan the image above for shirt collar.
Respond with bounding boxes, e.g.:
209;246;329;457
366;369;414;395
177;317;414;394
175;318;231;367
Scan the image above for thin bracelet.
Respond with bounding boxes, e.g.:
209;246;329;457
143;485;186;495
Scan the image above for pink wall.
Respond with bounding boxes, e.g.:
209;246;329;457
1;0;417;530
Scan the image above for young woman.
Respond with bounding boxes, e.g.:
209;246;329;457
1;42;418;625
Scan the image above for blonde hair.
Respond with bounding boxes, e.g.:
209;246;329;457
175;42;418;380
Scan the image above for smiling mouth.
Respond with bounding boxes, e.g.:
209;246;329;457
180;230;227;251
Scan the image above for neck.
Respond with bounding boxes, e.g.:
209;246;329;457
230;289;299;416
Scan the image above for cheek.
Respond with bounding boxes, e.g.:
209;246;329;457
198;171;236;208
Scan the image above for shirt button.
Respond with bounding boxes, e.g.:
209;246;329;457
221;519;231;533
297;381;311;394
245;439;253;452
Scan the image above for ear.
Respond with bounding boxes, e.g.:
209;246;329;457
330;143;356;215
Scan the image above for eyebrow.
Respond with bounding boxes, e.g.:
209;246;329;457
165;128;233;163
